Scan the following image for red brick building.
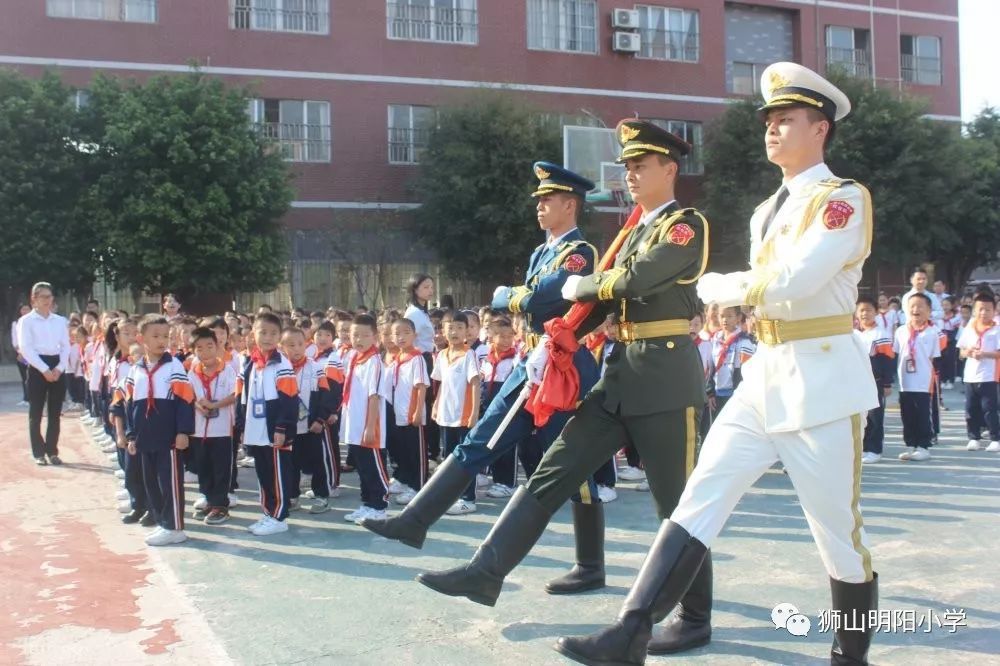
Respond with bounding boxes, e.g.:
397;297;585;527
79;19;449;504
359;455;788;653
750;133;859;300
0;0;961;308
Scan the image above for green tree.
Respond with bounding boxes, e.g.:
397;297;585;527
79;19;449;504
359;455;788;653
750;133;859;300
87;71;293;298
700;75;973;284
412;94;562;286
0;70;98;355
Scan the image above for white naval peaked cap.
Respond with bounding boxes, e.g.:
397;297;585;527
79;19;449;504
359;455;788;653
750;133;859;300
758;62;852;122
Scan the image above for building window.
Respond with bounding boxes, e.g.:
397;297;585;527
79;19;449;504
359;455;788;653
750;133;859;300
231;0;329;34
248;99;331;163
901;35;941;86
636;5;699;63
527;0;598;54
730;61;765;95
650;119;703;175
387;0;478;45
46;0;157;22
388;105;435;164
826;25;870;78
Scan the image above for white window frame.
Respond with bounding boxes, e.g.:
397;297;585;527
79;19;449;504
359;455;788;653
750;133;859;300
635;5;700;63
386;0;478;45
650;119;703;176
248;98;332;163
46;0;158;23
901;34;942;86
730;61;763;95
527;0;599;55
387;104;435;165
231;0;330;35
826;25;870;77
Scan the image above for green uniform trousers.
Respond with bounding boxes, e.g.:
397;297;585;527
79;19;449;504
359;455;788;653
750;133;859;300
526;387;699;519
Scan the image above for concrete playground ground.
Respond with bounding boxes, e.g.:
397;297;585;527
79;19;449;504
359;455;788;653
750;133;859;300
1;380;998;666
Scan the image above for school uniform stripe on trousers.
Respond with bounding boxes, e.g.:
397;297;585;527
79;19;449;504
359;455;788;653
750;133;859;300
171;450;184;530
372;447;391;494
849;413;874;582
320;427;336;494
272;446;283;519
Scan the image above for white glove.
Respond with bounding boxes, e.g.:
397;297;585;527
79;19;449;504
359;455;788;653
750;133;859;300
561;275;583;301
493;285;507;301
696;271;751;308
525;336;550;386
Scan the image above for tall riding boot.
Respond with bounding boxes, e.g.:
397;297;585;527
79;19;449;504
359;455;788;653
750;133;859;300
554;520;707;666
359;455;474;549
545;501;606;594
646;551;712;654
416;486;551;607
831;572;878;665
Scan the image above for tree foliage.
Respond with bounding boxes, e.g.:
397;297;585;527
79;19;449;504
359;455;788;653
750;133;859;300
412;94;562;286
701;76;1000;289
85;71;293;296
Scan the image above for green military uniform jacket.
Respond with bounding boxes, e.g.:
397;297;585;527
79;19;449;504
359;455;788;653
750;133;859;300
573;201;709;417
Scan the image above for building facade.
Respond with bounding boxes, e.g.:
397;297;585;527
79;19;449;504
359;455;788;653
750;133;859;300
1;0;961;309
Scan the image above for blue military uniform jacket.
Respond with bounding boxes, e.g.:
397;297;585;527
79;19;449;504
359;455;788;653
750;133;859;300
491;227;600;400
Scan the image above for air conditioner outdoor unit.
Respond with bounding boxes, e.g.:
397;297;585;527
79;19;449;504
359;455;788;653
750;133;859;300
612;8;639;29
613;31;641;53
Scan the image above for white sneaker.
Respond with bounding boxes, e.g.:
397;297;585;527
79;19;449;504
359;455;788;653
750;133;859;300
16;400;29;407
116;489;130;501
247;516;267;532
183;471;198;484
238;456;255;468
597;485;618;503
486;483;514;498
861;452;882;464
227;493;240;506
146;529;188;546
967;440;982;451
987;441;1000;452
898;447;916;461
251;516;289;536
618;466;646;481
476;473;491;489
445;499;477;515
908;447;931;461
193;496;209;511
344;505;369;522
303;489;316;499
394;487;417;505
387;478;406;494
117;500;132;513
636;479;650;492
114;469;125;479
101;443;118;453
309;498;331;514
356;507;386;523
146;525;165;538
328;486;341;498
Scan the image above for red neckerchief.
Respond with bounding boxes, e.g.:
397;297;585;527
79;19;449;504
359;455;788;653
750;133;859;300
486;344;517;387
392;349;421;388
715;331;743;372
907;323;928;361
338;342;352;357
142;353;169;416
974;321;995;350
314;345;333;360
585;332;608;352
290;355;308;372
341;347;378;410
250;347;272;369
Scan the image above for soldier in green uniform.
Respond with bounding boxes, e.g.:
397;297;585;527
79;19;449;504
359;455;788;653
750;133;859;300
415;120;715;656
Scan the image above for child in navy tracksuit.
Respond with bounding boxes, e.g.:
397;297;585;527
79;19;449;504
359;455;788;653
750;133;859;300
113;315;195;547
236;313;299;537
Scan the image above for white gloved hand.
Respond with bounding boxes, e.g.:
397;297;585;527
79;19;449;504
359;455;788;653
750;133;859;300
525;336;550;386
696;272;751;307
561;275;583;301
493;285;508;301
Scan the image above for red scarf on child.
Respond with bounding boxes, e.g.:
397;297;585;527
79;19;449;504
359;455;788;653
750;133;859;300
392;349;421;388
485;344;517;387
341;347;378;410
250;347;272;370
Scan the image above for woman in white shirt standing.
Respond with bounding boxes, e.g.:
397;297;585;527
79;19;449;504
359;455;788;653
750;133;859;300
404;274;438;463
12;303;31;406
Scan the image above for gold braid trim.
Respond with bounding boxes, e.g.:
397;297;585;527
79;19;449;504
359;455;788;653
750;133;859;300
676;210;710;285
597;267;628;301
745;272;776;307
844;183;873;270
508;286;532;313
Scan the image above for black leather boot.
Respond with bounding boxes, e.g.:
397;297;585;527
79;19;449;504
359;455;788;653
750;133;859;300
416;486;551;607
646;551;712;654
546;501;606;594
359;454;474;549
554;521;707;666
831;572;878;665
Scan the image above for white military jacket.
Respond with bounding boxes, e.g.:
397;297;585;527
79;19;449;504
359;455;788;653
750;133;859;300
698;163;878;432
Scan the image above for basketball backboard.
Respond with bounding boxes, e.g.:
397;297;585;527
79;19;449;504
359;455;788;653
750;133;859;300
563;125;631;209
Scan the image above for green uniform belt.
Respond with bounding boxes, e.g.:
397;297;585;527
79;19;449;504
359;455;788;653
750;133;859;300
618;319;690;343
754;314;854;346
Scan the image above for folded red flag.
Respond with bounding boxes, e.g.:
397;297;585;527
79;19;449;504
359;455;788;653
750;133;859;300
524;205;642;427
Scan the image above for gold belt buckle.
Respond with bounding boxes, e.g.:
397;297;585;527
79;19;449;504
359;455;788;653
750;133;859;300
756;319;780;345
619;322;635;343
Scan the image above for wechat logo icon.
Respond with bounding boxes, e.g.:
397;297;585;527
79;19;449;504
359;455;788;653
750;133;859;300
772;602;811;637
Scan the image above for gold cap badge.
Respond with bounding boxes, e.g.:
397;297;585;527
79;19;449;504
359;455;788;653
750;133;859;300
766;71;791;96
619;124;640;144
534;165;551;180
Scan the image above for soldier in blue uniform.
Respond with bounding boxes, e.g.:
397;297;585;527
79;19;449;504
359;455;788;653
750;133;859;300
363;162;607;594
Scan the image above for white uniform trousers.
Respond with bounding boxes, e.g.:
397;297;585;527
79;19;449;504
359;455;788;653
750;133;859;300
671;391;874;583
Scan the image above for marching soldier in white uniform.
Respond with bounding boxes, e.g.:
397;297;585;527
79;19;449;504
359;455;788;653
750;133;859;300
556;62;879;666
